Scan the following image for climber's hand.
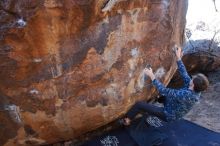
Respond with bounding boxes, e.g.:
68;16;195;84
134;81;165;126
144;67;155;81
175;47;183;61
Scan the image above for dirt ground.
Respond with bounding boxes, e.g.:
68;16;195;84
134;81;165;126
184;68;220;133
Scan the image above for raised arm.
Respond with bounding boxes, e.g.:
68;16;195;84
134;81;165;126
175;47;191;88
143;60;192;101
177;60;191;87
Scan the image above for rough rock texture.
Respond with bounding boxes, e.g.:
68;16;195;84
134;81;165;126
0;0;187;145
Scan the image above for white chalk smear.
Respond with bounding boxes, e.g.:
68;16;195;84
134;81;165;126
137;71;145;90
129;72;132;78
155;67;166;79
131;47;139;58
29;89;39;95
102;0;127;12
17;18;27;27
33;58;42;63
4;104;22;123
102;0;118;12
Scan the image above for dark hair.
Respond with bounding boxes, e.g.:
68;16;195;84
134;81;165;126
193;73;209;92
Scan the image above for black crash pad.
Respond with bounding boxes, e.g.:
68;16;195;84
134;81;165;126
81;118;220;146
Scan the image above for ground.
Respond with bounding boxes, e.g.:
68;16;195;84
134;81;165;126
184;68;220;132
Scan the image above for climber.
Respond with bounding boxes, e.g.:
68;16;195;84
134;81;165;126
121;47;209;125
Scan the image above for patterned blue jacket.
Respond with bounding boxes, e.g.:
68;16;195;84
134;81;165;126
152;60;200;121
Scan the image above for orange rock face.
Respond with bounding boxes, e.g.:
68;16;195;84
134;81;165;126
0;0;187;145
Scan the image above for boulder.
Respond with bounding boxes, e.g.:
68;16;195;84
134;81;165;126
0;0;188;145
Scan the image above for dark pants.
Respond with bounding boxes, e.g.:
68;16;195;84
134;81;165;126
126;101;167;122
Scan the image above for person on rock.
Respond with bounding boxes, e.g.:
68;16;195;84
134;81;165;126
122;47;209;125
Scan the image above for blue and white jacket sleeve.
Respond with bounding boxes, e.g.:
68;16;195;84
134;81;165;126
152;79;193;101
177;60;191;88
